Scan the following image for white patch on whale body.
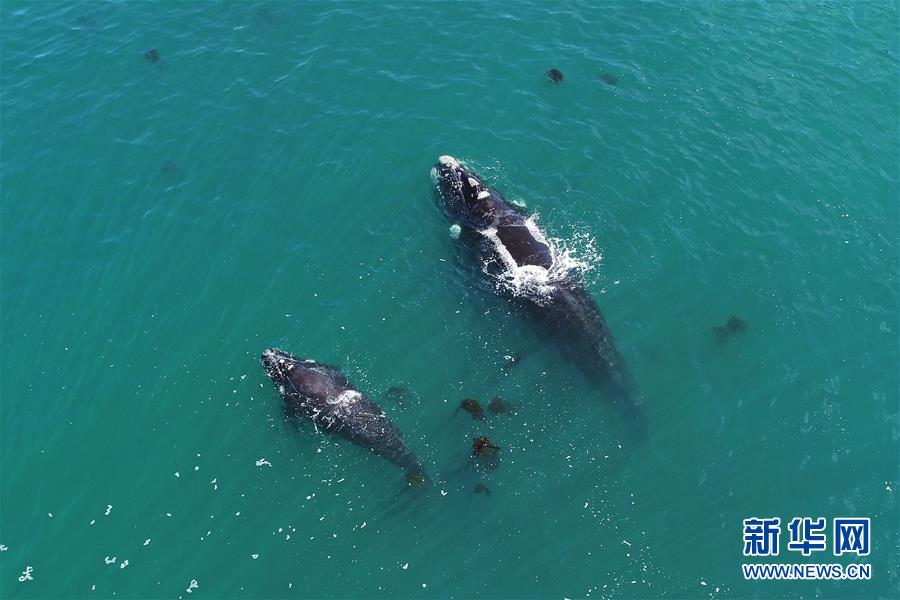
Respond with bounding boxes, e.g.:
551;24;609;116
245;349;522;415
449;224;461;239
327;389;362;410
477;190;490;199
479;214;598;304
438;155;459;167
523;216;549;245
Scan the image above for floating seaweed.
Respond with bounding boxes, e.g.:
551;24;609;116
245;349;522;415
472;436;501;470
459;398;485;420
257;7;274;23
488;396;509;415
713;315;748;343
500;352;522;374
546;68;564;83
599;73;618;86
385;385;412;407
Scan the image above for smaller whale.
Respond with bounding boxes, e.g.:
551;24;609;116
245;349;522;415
261;348;427;483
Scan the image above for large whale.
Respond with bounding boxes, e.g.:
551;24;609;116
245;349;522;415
261;348;428;483
433;156;644;431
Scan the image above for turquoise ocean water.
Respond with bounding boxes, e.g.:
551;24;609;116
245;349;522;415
1;2;898;598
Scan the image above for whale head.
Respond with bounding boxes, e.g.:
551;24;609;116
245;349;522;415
434;155;503;228
261;348;346;403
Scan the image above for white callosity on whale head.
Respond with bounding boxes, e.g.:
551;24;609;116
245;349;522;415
438;155;459;168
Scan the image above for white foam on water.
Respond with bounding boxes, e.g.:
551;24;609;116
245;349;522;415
479;214;599;304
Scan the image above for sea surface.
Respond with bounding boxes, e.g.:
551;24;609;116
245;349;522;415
1;2;898;598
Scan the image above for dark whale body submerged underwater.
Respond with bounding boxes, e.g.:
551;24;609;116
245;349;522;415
433;156;644;432
261;348;428;483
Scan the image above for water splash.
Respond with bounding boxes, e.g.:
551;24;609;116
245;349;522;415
480;214;600;305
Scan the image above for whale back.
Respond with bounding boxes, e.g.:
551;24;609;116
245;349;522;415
283;363;347;403
493;223;553;269
531;286;644;428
